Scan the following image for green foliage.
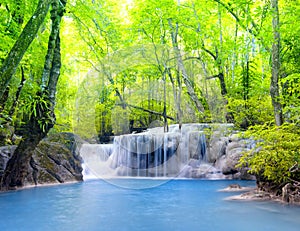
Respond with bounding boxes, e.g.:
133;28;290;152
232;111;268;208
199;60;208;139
95;103;113;139
281;73;300;123
0;0;50;133
1;0;300;142
0;122;15;145
20;92;54;132
227;96;274;129
111;106;130;135
238;123;300;185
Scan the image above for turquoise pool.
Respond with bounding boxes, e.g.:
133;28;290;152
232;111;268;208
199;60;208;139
0;179;299;231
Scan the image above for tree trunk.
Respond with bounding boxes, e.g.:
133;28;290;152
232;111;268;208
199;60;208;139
41;0;63;90
162;71;168;132
270;0;283;126
0;87;9;113
0;0;52;99
1;0;66;190
191;4;230;122
167;68;183;127
1;118;48;189
8;66;26;117
168;19;206;115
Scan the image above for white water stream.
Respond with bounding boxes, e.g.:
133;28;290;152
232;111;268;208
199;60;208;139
80;124;230;180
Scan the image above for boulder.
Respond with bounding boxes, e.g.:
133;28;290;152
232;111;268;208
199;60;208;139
0;132;84;187
177;165;193;178
0;146;16;178
206;132;228;163
215;138;255;180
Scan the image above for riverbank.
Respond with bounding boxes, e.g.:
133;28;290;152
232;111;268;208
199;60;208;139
222;184;300;205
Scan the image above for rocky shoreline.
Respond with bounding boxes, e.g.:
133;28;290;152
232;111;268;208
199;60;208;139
221;184;300;205
3;127;296;206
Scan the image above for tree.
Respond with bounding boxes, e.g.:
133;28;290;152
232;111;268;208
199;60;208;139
168;18;206;117
0;0;52;99
1;0;67;190
129;0;211;123
210;0;285;126
270;0;283;126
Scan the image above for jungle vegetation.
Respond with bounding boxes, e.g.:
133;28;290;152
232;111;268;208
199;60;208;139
0;0;299;192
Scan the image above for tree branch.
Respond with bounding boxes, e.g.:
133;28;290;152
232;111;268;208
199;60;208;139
116;103;175;121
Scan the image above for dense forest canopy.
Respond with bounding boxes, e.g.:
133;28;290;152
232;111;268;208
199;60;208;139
0;0;300;190
1;0;300;134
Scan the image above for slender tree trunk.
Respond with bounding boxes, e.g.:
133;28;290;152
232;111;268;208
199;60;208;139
168;19;206;115
270;0;283;126
0;87;9;113
167;68;182;128
48;34;62;112
41;0;62;90
217;4;234;123
1;0;66;190
8;66;26;117
0;0;52;99
162;71;168;132
192;3;230;122
176;69;183;128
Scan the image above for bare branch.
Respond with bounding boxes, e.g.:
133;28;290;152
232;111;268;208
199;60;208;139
116;103;175;121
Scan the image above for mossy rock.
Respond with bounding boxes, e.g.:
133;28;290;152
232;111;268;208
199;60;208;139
26;132;84;186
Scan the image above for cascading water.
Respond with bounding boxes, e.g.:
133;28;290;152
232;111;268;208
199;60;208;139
81;143;114;179
80;123;224;179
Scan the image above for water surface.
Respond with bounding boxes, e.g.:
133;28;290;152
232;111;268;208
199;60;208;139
0;179;299;231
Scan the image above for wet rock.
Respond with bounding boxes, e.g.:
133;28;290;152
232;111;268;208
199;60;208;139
219;184;255;192
27;132;84;185
0;133;84;187
178;165;193;178
0;146;16;178
206;132;228;163
190;163;225;179
214;138;255;180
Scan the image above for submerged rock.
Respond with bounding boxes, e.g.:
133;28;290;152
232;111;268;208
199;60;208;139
219;184;254;192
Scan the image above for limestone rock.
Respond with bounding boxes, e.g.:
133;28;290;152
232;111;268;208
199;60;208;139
206;132;228;163
177;165;193;178
0;132;84;187
215;138;255;180
0;146;16;178
28;132;84;185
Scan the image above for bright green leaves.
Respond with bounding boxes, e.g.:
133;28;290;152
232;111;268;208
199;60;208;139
238;123;300;185
227;96;274;129
281;73;300;123
21;92;54;132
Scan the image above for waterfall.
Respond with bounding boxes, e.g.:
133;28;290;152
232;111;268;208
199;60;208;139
80;123;226;179
80;143;114;179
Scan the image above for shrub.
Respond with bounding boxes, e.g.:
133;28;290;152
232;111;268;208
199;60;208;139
238;123;300;186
